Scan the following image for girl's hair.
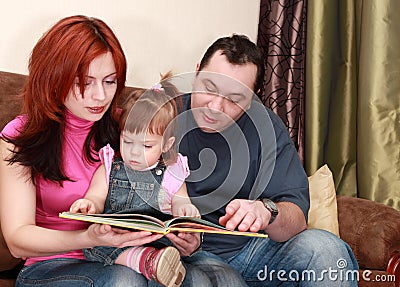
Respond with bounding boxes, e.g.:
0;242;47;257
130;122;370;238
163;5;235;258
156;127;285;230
3;15;126;185
119;72;179;165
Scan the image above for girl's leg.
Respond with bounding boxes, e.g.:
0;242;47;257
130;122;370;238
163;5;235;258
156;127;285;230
118;246;186;287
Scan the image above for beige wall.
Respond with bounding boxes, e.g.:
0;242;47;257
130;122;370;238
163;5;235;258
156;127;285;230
0;0;260;87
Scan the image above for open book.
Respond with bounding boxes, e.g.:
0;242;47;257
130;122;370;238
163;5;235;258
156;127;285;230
59;212;268;238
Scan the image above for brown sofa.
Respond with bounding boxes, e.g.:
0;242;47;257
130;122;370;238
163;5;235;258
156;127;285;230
0;70;399;286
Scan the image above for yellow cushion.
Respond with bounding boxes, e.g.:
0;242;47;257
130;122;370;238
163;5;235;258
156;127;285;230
307;164;340;237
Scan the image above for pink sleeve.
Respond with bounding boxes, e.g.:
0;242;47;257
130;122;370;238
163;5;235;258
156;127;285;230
1;115;27;138
161;154;190;211
98;144;114;185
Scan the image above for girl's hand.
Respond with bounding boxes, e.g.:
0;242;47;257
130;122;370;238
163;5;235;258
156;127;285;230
175;204;201;218
70;199;96;214
87;224;162;248
166;232;201;256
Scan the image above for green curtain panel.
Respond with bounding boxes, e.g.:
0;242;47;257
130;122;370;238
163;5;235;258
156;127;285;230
306;0;400;209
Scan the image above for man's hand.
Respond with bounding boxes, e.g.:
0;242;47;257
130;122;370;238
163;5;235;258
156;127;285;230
220;200;307;242
166;232;201;257
219;199;270;232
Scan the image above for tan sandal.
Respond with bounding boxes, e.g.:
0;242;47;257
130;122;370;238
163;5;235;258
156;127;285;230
140;246;186;287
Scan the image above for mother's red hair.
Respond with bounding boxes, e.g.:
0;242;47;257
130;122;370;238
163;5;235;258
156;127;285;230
5;15;126;184
24;15;126;127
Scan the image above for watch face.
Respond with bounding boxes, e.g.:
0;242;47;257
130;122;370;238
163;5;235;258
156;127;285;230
262;199;277;212
262;198;278;223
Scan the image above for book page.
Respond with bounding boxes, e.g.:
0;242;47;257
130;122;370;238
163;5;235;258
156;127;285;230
59;212;168;233
80;213;166;226
165;216;268;238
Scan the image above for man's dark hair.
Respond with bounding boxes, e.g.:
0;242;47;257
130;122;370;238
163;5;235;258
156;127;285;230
198;34;265;94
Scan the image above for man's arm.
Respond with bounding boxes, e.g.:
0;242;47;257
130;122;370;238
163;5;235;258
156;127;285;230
264;201;307;241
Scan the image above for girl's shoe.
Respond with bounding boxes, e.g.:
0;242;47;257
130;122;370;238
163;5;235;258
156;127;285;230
139;246;186;287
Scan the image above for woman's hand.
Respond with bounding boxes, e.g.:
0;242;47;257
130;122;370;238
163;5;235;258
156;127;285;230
166;232;201;256
87;224;163;248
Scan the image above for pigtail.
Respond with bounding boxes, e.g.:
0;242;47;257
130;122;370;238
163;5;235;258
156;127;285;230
159;71;183;111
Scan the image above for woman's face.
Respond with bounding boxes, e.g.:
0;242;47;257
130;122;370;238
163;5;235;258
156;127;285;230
64;52;117;122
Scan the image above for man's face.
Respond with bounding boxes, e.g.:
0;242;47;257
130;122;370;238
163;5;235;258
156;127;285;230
191;51;257;133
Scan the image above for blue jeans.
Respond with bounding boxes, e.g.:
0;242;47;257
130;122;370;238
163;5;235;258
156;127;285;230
16;258;147;287
224;229;359;286
149;250;248;287
16;252;247;287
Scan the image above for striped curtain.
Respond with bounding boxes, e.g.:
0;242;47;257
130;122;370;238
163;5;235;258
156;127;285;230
257;0;307;163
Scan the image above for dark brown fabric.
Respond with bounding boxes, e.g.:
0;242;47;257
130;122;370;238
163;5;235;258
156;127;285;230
358;269;396;287
337;196;400;270
0;71;25;130
0;279;15;287
257;0;307;162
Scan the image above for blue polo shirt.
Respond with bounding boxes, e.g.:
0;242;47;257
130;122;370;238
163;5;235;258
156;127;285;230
176;94;309;259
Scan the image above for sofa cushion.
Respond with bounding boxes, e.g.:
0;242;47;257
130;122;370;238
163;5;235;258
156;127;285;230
337;195;400;270
307;164;340;237
0;71;25;130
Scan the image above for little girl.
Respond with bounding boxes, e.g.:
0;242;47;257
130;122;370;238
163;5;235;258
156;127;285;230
69;73;199;287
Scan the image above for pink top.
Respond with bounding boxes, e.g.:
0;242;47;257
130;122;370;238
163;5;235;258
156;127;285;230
1;110;101;265
99;144;190;213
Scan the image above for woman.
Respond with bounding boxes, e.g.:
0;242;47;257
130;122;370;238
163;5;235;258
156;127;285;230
0;15;209;287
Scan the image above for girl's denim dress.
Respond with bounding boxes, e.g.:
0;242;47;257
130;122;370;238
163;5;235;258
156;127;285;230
83;157;173;265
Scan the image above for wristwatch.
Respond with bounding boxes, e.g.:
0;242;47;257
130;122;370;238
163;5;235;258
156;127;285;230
261;198;279;224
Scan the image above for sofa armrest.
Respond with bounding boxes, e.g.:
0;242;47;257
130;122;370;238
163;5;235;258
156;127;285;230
0;71;26;130
387;250;400;286
337;196;400;270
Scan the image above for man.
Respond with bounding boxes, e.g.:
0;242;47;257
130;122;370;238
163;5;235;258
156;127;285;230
176;34;358;286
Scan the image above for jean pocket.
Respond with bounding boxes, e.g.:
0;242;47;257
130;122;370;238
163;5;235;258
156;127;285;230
109;179;155;211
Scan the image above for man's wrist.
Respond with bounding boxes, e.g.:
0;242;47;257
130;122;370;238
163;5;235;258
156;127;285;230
260;198;279;224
